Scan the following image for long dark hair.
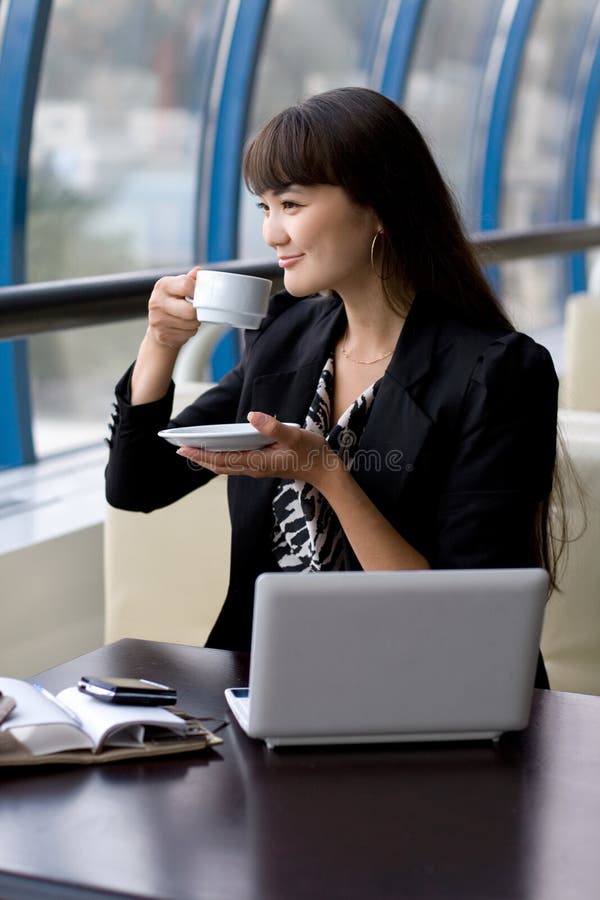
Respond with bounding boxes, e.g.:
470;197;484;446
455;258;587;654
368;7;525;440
244;86;571;593
244;86;513;331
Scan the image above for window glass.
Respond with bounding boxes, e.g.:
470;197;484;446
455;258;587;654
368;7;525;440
30;319;148;455
500;0;597;331
583;79;600;292
26;0;226;455
588;120;600;234
402;0;503;228
238;0;386;259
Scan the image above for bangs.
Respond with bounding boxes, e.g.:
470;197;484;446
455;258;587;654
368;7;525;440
243;106;339;195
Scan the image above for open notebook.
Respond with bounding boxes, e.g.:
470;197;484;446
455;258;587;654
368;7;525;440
225;568;548;748
0;677;221;766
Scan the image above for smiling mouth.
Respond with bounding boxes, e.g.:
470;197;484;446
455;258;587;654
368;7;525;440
278;255;303;268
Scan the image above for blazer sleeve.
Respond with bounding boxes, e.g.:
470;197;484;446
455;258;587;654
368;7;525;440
105;361;244;512
104;289;300;512
432;332;558;569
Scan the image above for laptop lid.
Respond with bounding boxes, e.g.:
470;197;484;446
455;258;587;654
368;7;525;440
236;568;548;746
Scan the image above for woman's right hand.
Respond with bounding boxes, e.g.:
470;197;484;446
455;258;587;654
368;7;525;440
146;267;201;350
130;267;201;405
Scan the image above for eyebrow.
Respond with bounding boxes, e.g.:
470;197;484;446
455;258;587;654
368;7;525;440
268;184;304;196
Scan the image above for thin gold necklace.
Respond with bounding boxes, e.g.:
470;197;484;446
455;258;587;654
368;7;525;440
340;332;395;366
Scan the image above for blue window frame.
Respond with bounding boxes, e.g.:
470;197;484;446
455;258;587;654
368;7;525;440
479;0;539;233
0;0;51;468
378;0;426;100
201;0;270;379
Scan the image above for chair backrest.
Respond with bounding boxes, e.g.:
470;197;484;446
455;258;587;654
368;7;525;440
561;292;600;411
541;409;600;695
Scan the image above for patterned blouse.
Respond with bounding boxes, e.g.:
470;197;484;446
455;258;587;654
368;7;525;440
272;355;381;572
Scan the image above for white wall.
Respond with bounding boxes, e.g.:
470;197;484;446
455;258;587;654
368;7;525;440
0;524;104;678
0;446;106;678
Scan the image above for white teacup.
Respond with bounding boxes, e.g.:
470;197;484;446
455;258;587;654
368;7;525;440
187;269;272;329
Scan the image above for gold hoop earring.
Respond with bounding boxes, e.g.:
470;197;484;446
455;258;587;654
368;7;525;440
370;230;384;277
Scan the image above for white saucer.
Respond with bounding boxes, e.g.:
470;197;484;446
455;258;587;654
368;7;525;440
158;423;299;451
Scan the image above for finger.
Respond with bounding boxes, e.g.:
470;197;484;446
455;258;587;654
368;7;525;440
181;443;274;474
176;446;242;466
152;272;198;303
148;302;198;329
176;446;206;461
247;412;299;445
175;446;218;471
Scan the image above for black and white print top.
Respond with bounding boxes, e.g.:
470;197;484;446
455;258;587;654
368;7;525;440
271;355;381;572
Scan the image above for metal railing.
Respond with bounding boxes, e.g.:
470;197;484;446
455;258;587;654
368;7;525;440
1;220;600;340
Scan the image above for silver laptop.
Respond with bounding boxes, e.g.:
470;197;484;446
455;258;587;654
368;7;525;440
225;568;548;748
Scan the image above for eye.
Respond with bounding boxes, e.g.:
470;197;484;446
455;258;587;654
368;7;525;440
256;201;269;214
281;200;299;210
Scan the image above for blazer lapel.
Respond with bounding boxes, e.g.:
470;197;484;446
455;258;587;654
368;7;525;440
250;292;449;484
250;297;346;424
354;293;449;502
386;290;445;388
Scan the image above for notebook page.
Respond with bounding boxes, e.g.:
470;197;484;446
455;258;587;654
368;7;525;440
0;677;73;728
0;677;92;755
57;687;190;752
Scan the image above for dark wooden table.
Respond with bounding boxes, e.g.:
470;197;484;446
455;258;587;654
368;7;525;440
1;639;600;900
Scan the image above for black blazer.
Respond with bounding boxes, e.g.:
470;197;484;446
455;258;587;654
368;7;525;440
106;290;558;679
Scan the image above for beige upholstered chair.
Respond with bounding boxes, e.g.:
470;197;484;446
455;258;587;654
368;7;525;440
560;292;600;411
539;292;600;694
104;382;230;646
541;410;600;695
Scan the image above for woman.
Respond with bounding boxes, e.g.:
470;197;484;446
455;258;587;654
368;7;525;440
106;87;559;684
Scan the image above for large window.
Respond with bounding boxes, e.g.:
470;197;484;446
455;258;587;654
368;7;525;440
26;0;225;454
9;0;600;459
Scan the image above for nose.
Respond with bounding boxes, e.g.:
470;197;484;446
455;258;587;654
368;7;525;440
262;211;289;250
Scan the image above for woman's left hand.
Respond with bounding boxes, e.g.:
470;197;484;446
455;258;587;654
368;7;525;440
177;411;430;571
175;412;341;489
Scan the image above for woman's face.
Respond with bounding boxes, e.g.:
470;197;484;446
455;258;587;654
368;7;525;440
258;184;380;298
